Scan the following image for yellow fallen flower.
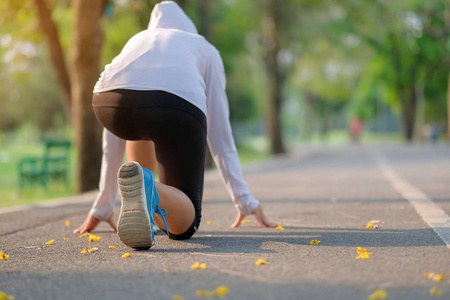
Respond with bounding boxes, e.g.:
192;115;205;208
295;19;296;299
63;237;68;241
0;251;9;260
365;221;378;229
276;225;285;230
241;220;251;224
122;253;131;258
109;246;116;249
369;289;387;299
173;295;184;300
206;220;212;224
163;269;168;272
356;252;371;259
191;262;206;269
356;247;372;259
88;235;101;242
195;286;229;297
215;286;229;297
45;240;55;245
424;272;443;282
196;290;213;297
0;291;14;300
255;258;269;265
79;233;90;238
357;247;368;254
80;247;97;254
309;240;321;244
430;287;443;297
65;220;71;227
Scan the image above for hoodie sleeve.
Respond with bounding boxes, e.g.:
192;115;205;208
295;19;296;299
204;51;259;215
90;128;125;221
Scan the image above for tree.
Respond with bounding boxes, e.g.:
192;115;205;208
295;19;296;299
262;0;285;153
238;0;309;154
446;2;450;140
70;0;107;192
33;0;71;121
344;0;449;141
1;0;107;192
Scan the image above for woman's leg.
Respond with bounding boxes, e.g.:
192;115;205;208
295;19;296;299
154;182;195;235
125;141;196;235
126;140;158;172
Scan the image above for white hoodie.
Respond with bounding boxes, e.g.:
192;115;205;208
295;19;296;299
91;1;259;221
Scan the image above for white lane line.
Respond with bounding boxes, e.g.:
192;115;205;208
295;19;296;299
375;155;450;250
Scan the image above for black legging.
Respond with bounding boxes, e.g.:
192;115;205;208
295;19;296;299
93;89;207;240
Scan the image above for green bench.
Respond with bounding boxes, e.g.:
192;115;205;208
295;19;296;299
18;139;71;192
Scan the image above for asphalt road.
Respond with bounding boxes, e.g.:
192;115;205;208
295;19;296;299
1;143;449;300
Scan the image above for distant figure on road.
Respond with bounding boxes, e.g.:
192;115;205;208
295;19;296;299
430;123;440;143
74;1;274;250
349;118;363;143
421;123;440;144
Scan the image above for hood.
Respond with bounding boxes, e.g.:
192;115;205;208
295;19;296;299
148;1;198;34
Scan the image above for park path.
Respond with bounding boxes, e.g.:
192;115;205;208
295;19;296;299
0;143;449;300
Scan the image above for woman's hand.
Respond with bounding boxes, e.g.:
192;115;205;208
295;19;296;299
231;205;275;228
73;212;117;234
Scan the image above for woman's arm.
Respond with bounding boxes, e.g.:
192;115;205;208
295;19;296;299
74;128;125;233
204;50;274;228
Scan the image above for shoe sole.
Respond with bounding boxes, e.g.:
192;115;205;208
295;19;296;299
117;162;153;250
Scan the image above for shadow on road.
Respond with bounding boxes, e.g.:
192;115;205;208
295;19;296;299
150;226;444;253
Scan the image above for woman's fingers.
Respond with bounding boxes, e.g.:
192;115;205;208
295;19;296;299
262;212;276;227
107;215;117;232
253;205;276;228
73;225;85;234
73;213;100;234
253;206;266;228
231;212;245;228
231;205;275;228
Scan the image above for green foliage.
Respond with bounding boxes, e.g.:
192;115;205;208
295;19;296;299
343;0;449;136
0;0;41;43
0;0;71;133
101;11;143;66
0;46;65;132
0;129;75;207
0;0;448;143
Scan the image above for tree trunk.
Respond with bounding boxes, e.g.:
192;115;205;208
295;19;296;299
401;84;417;142
176;0;187;8
33;0;71;122
197;0;212;41
70;0;106;193
446;0;450;140
304;92;316;139
263;0;285;154
268;79;285;153
447;72;450;140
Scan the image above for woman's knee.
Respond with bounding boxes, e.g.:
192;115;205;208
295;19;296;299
161;216;199;240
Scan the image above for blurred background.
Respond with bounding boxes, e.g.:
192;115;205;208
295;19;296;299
0;0;448;206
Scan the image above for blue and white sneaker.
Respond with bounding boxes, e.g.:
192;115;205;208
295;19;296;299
117;161;168;250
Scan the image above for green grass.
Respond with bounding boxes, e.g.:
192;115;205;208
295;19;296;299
0;142;76;208
0;139;268;208
237;147;269;164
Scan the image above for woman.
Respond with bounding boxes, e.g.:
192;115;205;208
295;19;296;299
80;1;273;250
